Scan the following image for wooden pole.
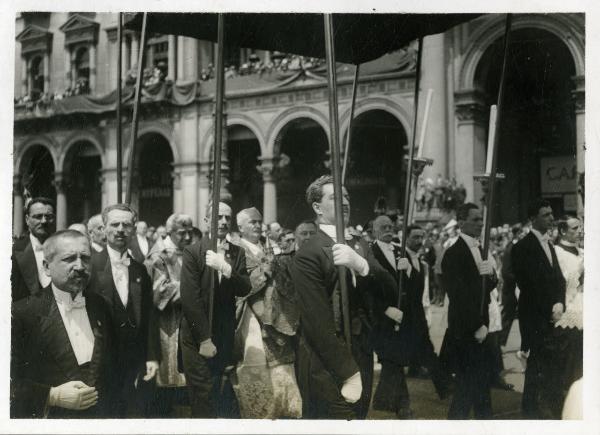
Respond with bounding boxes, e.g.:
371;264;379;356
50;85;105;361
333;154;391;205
480;14;512;315
208;14;226;335
116;12;123;203
342;64;360;184
125;12;148;204
396;37;424;325
324;14;351;350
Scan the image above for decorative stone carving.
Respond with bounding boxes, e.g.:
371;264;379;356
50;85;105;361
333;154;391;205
454;89;488;124
16;25;53;56
59;14;99;47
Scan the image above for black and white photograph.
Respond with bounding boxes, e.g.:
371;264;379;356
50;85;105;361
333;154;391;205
2;1;599;433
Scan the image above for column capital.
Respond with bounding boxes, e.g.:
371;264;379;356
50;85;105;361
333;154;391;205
53;172;68;193
257;156;278;182
454;88;488;124
13;174;23;192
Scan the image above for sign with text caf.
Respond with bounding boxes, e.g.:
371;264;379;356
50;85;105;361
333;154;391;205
540;156;577;194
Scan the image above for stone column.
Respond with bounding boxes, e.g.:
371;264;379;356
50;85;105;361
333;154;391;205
454;89;488;203
184;38;198;81
43;52;50;93
130;33;139;70
101;168;119;208
21;57;28;96
89;44;97;93
258;157;278;224
572;75;585;216
70;51;77;88
13;175;24;237
64;47;72;90
167;35;177;80
172;167;183;213
121;34;129;79
178;163;199;220
27;60;33;96
198;161;211;231
53;173;68;230
177;37;185;81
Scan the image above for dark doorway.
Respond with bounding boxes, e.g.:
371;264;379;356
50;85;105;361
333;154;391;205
227;125;262;218
64;141;102;225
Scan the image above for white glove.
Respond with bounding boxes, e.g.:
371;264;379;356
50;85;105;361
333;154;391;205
396;257;411;271
143;361;159;381
384;306;403;324
340;371;362;403
199;338;217;358
332;244;368;276
478;260;494;276
552;303;564;322
474;325;488;343
205;250;232;278
48;381;98;411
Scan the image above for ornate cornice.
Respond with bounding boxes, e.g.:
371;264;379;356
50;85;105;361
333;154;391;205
16;25;53;56
454;88;488;124
59;14;100;47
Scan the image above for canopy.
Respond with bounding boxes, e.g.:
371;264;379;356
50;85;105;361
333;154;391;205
125;13;481;65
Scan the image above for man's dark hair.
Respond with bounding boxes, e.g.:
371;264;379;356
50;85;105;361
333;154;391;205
295;219;317;231
101;203;138;225
527;198;552;220
556;214;578;235
406;224;423;237
456;202;479;222
26;196;55;215
305;175;334;206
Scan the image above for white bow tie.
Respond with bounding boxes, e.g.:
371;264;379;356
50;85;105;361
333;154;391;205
63;295;86;312
112;257;131;267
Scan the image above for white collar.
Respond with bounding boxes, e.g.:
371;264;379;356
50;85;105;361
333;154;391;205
406;247;419;258
531;228;549;243
107;244;129;262
376;239;392;249
460;233;480;248
239;237;264;256
30;233;43;251
319;224;352;243
559;240;578;247
52;283;82;302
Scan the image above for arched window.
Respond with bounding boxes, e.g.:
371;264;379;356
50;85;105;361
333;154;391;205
29;56;44;98
74;46;90;94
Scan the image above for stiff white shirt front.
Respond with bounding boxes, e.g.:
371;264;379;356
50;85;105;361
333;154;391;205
530;228;553;265
52;284;95;365
107;245;130;306
30;234;51;288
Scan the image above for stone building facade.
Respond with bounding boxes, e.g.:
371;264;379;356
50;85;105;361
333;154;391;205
13;12;585;233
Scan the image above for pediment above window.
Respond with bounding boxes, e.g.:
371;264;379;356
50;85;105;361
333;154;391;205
59;13;99;47
16;25;53;56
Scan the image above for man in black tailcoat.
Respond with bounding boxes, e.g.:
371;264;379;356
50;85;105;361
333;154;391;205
512;199;566;418
11;230;113;418
179;202;251;418
442;203;497;419
88;204;160;417
12;197;57;302
371;218;449;418
291;175;391;419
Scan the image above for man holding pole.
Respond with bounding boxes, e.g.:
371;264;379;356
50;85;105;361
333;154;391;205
291;175;390;419
179;202;250;418
442;202;497;419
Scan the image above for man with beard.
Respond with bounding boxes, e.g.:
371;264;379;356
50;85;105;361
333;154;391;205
512;199;566;418
11;230;113;418
87;214;107;253
146;213;195;416
291;175;392;419
442;203;497;419
371;218;449;418
12;197;57;301
88;204;160;417
180;202;251;418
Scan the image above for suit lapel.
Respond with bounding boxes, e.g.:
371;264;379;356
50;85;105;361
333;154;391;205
372;242;396;277
17;243;40;295
39;290;79;379
85;300;104;387
128;261;142;326
528;233;553;271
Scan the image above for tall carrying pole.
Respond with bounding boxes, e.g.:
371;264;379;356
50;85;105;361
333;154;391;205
125;12;148;204
116;12;123;203
396;38;424;325
480;14;512;315
342;64;360;184
324;14;351;350
208;14;226;336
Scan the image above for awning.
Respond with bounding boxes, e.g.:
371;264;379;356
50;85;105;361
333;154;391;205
125;13;481;65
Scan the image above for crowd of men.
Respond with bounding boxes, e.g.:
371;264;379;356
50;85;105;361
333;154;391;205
10;175;583;420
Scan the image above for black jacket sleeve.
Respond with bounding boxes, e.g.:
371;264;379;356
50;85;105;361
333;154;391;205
180;244;211;345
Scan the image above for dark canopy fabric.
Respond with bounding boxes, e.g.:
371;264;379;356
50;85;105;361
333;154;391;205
125;13;480;65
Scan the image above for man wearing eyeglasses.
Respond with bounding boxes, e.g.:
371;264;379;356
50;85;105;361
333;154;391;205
11;197;57;301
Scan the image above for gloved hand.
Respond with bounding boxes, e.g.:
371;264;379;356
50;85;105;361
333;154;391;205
48;381;98;411
332;244;368;276
474;325;488;343
143;361;159;381
199;338;217;358
340;371;362;403
396;258;411;271
384;306;403;324
552;303;564;322
478;260;494;276
206;250;232;278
